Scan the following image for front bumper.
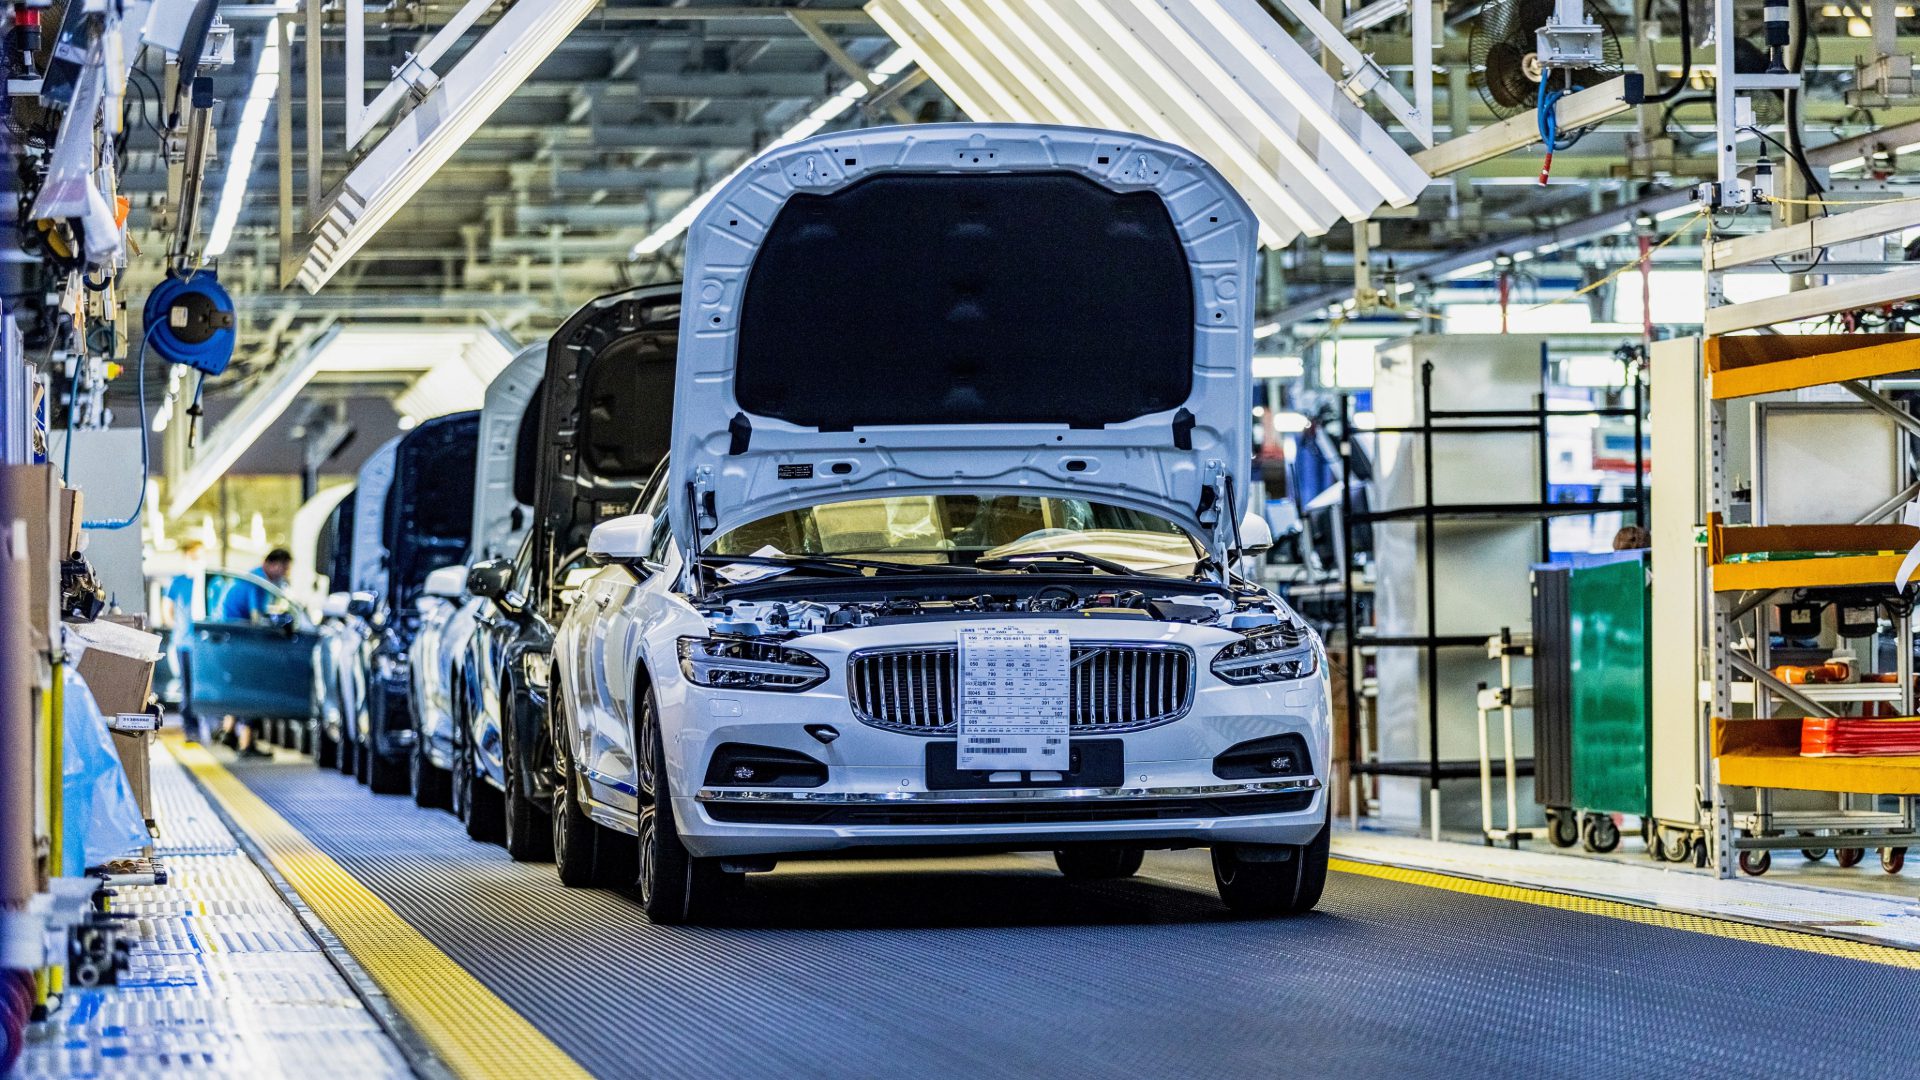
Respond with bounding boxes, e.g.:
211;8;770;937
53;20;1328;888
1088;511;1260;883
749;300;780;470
665;669;1331;858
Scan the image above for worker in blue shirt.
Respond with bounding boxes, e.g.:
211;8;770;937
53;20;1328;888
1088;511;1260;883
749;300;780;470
215;548;294;759
218;548;293;621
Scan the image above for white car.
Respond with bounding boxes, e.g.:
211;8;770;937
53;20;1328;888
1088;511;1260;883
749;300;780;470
551;123;1330;924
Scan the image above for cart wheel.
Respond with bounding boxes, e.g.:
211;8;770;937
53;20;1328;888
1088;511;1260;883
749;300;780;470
1738;849;1772;876
1801;848;1829;862
1662;832;1694;863
1648;831;1668;862
1547;810;1579;849
1692;836;1709;868
1881;847;1907;875
1582;814;1621;854
1836;847;1866;868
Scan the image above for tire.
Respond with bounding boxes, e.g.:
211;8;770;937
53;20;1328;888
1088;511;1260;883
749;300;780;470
552;693;638;888
275;719;298;749
316;727;338;770
1053;845;1146;880
500;699;552;862
368;748;409;795
1738;849;1771;876
1882;847;1906;875
1212;814;1330;917
464;743;506;845
410;736;451;810
634;687;737;924
1801;847;1830;862
1546;810;1579;849
1582;814;1621;854
354;739;370;784
1836;846;1866;868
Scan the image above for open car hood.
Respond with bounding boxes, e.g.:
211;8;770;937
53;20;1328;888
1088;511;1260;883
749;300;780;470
383;411;479;611
668;124;1257;559
470;343;546;564
532;283;678;597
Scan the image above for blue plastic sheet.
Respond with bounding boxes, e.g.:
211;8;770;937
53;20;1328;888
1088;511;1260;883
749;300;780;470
61;668;149;876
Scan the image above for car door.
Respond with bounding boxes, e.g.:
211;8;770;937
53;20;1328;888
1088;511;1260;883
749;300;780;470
184;571;321;720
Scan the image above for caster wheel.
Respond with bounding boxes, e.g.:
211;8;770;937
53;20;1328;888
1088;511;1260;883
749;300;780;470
1581;814;1621;854
1660;832;1693;863
1881;847;1906;875
1547;810;1579;849
1836;847;1866;868
1801;848;1829;862
1738;849;1771;876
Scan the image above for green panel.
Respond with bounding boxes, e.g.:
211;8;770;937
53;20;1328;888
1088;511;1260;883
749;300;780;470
1567;556;1651;816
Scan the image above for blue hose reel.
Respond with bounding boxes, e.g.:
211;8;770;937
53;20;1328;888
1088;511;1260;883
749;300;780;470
141;270;236;376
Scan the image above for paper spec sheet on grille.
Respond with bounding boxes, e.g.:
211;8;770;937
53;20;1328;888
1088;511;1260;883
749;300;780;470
956;626;1071;771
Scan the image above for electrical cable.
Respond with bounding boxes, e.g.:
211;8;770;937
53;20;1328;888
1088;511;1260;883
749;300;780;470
1637;0;1693;104
71;325;158;532
1526;210;1709;311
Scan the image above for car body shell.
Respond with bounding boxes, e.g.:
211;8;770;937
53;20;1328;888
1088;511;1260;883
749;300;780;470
550;124;1328;863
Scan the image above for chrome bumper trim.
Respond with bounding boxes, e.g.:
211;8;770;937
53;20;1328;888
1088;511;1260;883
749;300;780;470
694;777;1322;805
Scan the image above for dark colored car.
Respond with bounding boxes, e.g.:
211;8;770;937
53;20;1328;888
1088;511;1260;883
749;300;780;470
356;411;480;793
457;284;678;858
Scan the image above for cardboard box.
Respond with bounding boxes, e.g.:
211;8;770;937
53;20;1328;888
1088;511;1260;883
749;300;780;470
109;727;154;825
0;464;60;652
58;486;82;558
67;620;161;717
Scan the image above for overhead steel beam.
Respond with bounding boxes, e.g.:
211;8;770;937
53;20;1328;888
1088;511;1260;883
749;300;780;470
1412;77;1631;177
1261;187;1696;328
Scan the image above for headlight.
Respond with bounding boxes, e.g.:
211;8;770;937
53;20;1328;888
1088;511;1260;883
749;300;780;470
1210;624;1319;685
677;636;828;692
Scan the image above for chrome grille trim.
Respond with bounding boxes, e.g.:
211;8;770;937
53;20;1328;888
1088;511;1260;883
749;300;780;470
846;642;1195;736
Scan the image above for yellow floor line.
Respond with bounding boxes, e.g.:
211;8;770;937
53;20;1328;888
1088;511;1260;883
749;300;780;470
1330;857;1920;970
165;733;593;1080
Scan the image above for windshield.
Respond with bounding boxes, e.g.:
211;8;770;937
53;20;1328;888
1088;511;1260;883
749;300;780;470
709;494;1204;577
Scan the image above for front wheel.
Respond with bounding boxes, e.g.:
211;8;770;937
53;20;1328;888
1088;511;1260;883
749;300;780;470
410;736;451;810
500;698;552;862
1212;815;1329;917
1053;846;1145;880
633;688;737;924
552;689;637;888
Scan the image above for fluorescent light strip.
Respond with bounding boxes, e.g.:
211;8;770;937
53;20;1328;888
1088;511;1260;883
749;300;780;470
1184;0;1417;201
301;0;596;291
895;0;1045;122
974;0;1129;130
1106;0;1366;221
941;1;1080;124
868;4;998;121
630;47;913;258
204;32;281;257
1040;0;1325;237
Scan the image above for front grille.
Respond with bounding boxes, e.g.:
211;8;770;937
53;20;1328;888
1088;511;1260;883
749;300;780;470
847;642;1194;735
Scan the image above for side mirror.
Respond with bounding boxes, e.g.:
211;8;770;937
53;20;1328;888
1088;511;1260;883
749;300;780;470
466;558;514;602
320;591;350;619
587;512;655;563
1238;512;1274;558
345;592;377;619
423;564;467;600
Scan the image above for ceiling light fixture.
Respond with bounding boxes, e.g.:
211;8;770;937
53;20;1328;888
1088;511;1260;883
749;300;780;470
204;31;280;258
297;0;598;292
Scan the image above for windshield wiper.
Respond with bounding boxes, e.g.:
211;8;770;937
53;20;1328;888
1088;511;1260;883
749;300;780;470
973;550;1139;576
697;553;976;578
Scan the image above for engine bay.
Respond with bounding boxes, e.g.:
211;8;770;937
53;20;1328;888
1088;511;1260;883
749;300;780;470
697;582;1290;639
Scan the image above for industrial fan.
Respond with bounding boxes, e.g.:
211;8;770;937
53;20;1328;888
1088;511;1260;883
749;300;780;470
1469;0;1624;119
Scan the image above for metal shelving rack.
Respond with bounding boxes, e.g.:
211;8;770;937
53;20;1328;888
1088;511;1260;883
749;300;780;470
1339;349;1647;824
1699;335;1920;878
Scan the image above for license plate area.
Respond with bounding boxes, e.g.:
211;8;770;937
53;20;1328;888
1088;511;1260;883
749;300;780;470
925;739;1123;790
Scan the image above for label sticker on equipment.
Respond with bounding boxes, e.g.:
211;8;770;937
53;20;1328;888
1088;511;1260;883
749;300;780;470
777;463;814;480
957;625;1070;771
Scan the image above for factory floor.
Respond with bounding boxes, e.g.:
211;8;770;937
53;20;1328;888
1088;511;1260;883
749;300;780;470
24;732;1920;1080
